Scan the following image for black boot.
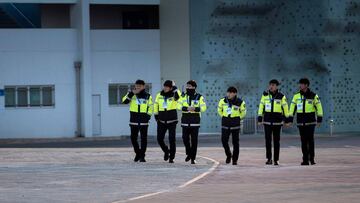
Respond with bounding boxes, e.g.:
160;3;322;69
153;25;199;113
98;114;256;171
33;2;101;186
134;154;140;162
266;159;273;165
226;155;232;164
139;156;146;162
301;161;309;165
185;155;191;162
169;159;174;163
310;160;316;165
164;152;169;161
274;161;279;166
191;159;196;164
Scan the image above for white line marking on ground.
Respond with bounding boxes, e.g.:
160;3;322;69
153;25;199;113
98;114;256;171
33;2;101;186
112;153;220;203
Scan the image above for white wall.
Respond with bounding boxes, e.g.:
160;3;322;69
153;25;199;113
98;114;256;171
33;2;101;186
91;30;161;136
160;0;190;90
0;29;78;138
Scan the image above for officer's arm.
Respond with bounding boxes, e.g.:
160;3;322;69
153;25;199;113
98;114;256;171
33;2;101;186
217;99;223;117
315;95;323;123
147;95;154;116
282;95;290;122
257;96;265;123
173;87;181;101
240;100;246;120
154;94;159;120
122;92;134;104
177;95;186;111
199;96;207;112
288;95;297;123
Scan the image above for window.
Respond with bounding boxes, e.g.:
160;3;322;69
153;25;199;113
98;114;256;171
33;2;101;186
5;88;15;107
90;5;159;29
108;83;152;105
4;85;55;108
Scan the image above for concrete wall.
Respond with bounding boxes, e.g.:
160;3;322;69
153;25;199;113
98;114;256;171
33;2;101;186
91;30;161;136
0;29;78;138
160;0;190;90
190;0;360;134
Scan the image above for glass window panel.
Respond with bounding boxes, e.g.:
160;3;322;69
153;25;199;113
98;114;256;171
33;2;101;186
30;87;41;106
5;88;15;107
17;87;28;107
109;85;118;105
42;87;53;106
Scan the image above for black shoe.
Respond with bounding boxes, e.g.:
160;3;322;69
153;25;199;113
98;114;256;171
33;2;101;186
134;154;140;162
139;157;146;162
169;159;174;163
274;161;279;166
301;161;309;165
226;155;232;164
310;160;316;165
266;159;273;165
164;152;169;161
191;159;196;164
232;162;237;165
185;155;191;162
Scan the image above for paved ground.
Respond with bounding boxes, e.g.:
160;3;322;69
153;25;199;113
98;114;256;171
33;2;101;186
0;134;359;203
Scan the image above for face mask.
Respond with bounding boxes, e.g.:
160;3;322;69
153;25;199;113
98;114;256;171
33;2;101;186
186;88;195;95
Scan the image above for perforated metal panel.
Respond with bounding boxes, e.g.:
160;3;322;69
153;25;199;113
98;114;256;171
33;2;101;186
190;0;360;133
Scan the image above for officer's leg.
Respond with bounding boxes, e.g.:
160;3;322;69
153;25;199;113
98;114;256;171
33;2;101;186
273;125;281;162
139;125;148;160
168;123;177;161
190;127;199;161
308;125;316;163
299;126;309;163
182;127;191;160
231;129;240;165
221;128;232;159
130;126;141;160
157;122;169;157
264;125;273;161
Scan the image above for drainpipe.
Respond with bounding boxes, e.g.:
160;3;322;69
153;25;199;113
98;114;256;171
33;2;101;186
74;61;83;137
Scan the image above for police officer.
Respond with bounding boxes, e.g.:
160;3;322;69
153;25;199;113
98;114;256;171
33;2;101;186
154;80;181;163
122;79;153;162
178;80;207;164
217;86;246;165
289;78;323;165
258;79;289;165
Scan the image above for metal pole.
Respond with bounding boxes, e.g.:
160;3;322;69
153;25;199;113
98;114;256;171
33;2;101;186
329;119;334;136
74;61;82;137
254;111;257;135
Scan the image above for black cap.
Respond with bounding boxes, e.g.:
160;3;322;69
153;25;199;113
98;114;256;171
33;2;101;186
163;80;173;88
269;79;280;86
299;78;310;86
187;80;197;88
135;79;145;85
227;86;237;93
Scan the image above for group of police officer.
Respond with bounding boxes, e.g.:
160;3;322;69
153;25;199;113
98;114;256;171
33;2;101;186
122;78;323;166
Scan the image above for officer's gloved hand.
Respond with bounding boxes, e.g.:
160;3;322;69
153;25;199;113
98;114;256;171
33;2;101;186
257;116;263;125
172;86;178;92
127;91;134;98
316;117;322;127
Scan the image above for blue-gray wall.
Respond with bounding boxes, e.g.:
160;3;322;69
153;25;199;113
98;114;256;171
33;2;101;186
190;0;360;133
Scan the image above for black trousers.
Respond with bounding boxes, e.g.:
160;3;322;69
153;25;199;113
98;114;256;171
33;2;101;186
264;125;281;162
182;127;199;160
298;125;316;162
157;122;177;159
221;128;240;163
130;125;148;158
